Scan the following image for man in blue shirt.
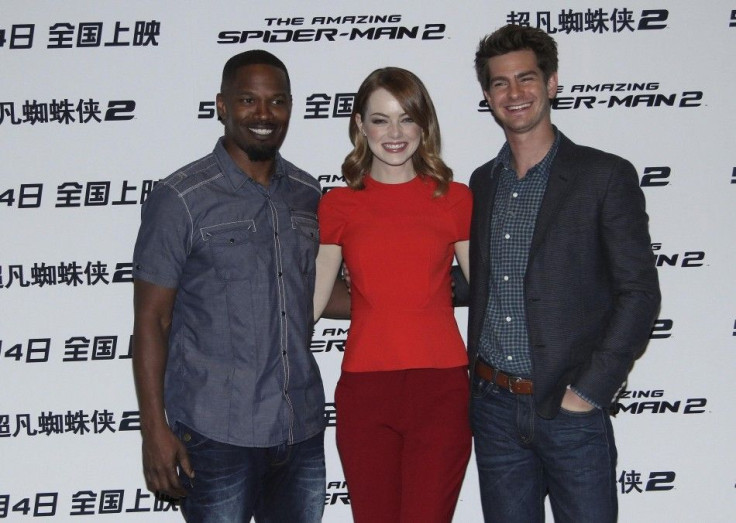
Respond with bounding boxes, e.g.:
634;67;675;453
132;50;328;522
466;25;660;522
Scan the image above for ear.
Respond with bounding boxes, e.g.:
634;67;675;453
355;113;364;135
482;90;494;112
215;93;226;122
546;72;559;100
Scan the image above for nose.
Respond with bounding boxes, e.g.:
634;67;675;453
508;80;521;99
388;121;402;139
254;100;272;119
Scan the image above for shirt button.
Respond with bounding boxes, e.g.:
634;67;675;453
505;316;512;322
278;272;283;277
503;275;509;281
504;233;511;239
281;311;286;316
512;192;519;198
507;355;513;361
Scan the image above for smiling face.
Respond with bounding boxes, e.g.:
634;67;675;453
216;63;292;163
355;87;422;181
483;49;558;137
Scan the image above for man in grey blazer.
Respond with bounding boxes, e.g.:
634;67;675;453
467;25;661;522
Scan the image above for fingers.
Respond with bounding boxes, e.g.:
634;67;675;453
341;263;352;293
142;432;191;499
144;460;188;499
178;445;195;479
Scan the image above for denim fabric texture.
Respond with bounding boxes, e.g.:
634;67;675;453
177;423;326;523
470;373;618;523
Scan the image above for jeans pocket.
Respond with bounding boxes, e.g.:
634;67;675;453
470;373;494;400
558;406;599;418
175;422;212;451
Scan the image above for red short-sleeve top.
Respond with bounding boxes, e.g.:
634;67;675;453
318;175;472;372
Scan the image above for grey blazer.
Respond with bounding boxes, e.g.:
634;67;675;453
467;132;661;418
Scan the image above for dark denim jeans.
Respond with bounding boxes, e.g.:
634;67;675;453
470;374;618;523
175;424;325;523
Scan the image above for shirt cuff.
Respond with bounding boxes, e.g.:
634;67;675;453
569;386;602;410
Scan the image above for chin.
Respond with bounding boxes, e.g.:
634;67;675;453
245;145;279;162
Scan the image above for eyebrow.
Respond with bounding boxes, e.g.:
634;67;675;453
368;111;410;117
490;69;539;82
226;87;290;96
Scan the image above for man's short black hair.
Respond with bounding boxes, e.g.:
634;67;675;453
221;49;291;93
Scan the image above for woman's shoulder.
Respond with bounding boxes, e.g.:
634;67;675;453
319;185;364;213
321;185;353;202
447;180;471;195
444;180;472;205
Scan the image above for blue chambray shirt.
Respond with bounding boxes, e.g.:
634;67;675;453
133;138;325;447
478;130;560;377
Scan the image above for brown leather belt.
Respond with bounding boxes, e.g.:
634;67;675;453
474;359;534;395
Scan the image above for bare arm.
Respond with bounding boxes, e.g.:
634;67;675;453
132;279;193;498
454;240;470;283
313;244;343;321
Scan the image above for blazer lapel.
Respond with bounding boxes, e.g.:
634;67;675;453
479;161;503;266
529;134;581;261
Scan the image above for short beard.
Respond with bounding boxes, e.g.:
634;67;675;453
245;144;278;162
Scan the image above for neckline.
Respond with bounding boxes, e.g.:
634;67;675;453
365;174;421;188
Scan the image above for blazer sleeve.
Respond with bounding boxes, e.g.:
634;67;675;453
573;156;661;407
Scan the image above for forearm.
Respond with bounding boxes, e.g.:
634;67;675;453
451;265;470;308
132;279;177;435
132;279;193;495
132;323;171;436
322;277;351;319
574;287;661;406
313;244;343;321
574;158;661;405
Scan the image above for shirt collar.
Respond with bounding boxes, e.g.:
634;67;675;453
496;126;561;181
213;137;286;191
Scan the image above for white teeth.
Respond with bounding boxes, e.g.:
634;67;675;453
250;128;273;136
508;103;531;111
384;143;405;150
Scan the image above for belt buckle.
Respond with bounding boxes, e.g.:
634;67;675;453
507;376;521;393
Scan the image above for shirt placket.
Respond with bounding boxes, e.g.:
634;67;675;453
496;173;524;373
264;182;296;444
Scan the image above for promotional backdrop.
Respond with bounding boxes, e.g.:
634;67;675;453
2;1;735;521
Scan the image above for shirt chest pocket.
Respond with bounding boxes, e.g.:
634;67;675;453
290;210;319;276
201;220;260;281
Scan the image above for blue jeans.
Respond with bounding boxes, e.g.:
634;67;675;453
470;374;618;523
175;424;325;523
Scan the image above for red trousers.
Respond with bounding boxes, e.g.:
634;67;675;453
335;366;472;523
